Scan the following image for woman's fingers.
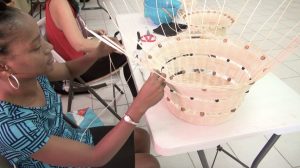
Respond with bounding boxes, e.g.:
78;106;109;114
96;29;107;36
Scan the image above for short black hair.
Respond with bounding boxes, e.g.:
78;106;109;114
0;1;21;55
2;0;12;3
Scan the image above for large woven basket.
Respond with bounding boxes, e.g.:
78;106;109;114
137;35;271;125
178;10;235;36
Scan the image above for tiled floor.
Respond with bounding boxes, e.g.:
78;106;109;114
37;0;300;167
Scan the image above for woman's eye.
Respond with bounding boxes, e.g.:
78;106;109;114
33;45;41;51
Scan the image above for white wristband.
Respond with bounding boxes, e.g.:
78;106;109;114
124;115;138;126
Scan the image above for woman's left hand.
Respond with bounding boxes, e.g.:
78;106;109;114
94;29;107;36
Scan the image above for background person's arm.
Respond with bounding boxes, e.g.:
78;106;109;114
49;0;99;52
46;39;117;81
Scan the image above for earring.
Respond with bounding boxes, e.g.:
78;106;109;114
8;73;20;90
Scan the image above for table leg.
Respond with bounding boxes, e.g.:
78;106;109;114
251;134;281;168
197;150;210;168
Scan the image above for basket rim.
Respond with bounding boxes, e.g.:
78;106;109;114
139;35;271;88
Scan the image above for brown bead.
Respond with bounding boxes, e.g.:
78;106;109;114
200;112;205;117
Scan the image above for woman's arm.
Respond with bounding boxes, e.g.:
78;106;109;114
48;0;98;52
46;39;117;81
31;72;166;167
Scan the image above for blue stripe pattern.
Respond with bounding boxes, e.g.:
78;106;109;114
0;76;92;167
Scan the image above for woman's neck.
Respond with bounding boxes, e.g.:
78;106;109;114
0;78;44;107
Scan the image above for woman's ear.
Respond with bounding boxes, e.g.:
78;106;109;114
0;45;8;55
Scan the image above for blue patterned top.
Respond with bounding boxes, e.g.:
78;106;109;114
0;76;93;167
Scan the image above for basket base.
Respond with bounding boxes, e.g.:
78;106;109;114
164;98;236;125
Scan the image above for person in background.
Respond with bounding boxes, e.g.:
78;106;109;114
45;0;138;97
0;3;164;167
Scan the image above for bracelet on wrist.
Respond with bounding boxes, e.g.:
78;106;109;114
123;115;139;126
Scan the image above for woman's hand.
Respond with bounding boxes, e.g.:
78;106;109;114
94;29;108;36
131;71;166;115
94;37;123;58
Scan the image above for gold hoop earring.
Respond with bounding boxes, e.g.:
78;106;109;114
8;73;20;90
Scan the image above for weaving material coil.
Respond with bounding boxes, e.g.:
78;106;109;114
178;10;235;36
137;35;272;125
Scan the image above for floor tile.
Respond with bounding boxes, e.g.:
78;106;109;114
61;94;93;112
156;153;196;168
228;135;292;168
284;60;300;74
282;77;300;94
272;132;300;167
271;64;299;79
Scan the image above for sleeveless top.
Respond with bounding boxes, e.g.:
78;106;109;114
0;76;93;167
45;0;88;61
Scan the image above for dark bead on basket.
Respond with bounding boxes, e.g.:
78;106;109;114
158;43;162;48
194;69;200;73
212;71;217;76
227;59;230;62
170;89;174;92
176;70;185;76
148;55;152;59
181;107;185;111
210;54;216;58
241;67;245;70
200;112;205;117
190;53;193;56
260;55;266;60
215;99;219;103
202;89;207;92
263;68;268;72
190;97;194;100
244;45;250;49
231;108;236;112
249;81;256;85
227;77;232;82
245;90;249;93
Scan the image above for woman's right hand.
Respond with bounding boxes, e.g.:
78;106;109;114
96;37;123;58
131;71;166;115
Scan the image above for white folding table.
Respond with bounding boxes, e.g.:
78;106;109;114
116;13;300;168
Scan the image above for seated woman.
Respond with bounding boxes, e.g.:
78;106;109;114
45;0;138;97
0;3;164;167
